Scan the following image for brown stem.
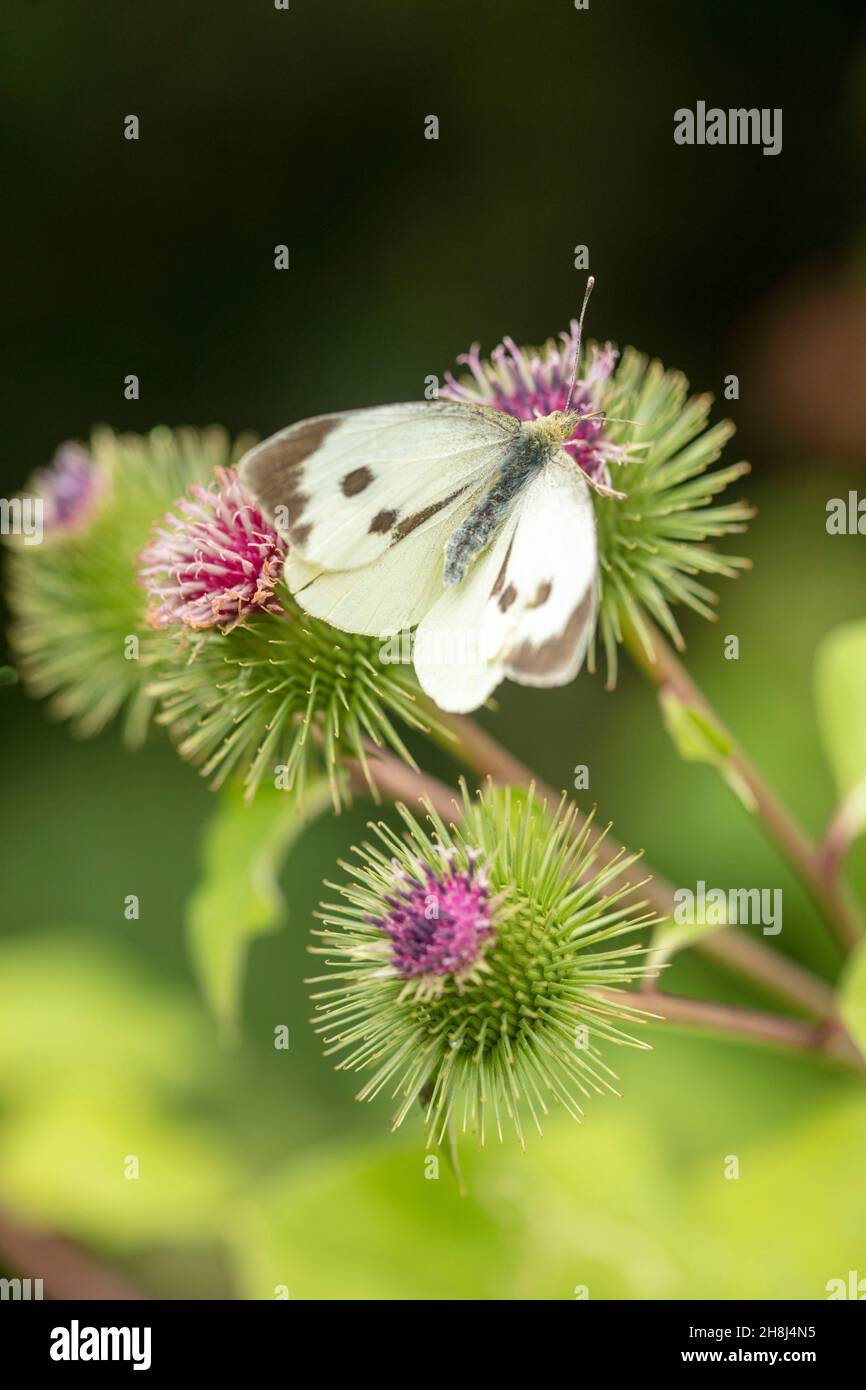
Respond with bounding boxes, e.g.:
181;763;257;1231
818;781;866;883
0;1204;146;1300
693;928;836;1018
624;618;865;954
598;988;864;1070
354;751;460;822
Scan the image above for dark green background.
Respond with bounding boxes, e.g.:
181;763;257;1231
2;0;864;472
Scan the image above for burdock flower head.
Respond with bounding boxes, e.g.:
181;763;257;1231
140;466;287;631
443;323;753;685
141;471;448;807
370;849;497;998
311;783;658;1146
442;323;633;494
28;441;106;535
5;426;235;742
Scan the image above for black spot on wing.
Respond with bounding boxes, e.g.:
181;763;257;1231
341;466;374;496
490;536;514;597
529;581;552;608
506;588;595;679
241;416;340;523
369;509;398;534
392;486;468;542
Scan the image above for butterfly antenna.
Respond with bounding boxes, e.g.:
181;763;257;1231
564;274;595;416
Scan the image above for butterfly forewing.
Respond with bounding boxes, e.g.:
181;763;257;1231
239;401;519;572
240;399;599;711
284;498;474;634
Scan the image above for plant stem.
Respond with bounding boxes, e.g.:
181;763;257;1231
693;928;836;1018
596;988;864;1070
818;780;866;882
0;1204;146;1299
623;617;866;955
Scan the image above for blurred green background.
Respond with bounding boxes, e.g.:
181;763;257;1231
1;0;866;1299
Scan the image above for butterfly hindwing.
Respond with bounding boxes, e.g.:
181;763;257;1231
412;454;597;711
413;518;519;711
482;455;597;687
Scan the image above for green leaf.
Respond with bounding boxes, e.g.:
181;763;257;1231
186;779;330;1037
839;938;866;1059
814;618;866;843
659;687;757;812
686;1093;866;1298
229;1080;866;1299
227;1113;679;1301
0;933;239;1248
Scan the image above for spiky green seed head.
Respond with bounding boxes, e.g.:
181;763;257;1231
443;328;753;687
146;589;449;809
310;782;660;1147
592;348;753;685
5;426;246;744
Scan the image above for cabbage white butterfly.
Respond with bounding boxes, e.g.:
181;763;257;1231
240;280;606;713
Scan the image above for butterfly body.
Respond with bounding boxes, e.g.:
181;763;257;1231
443;411;578;586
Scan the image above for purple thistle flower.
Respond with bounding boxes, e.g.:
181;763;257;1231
441;325;632;488
370;853;495;986
312;787;658;1144
30;442;105;534
139;467;287;631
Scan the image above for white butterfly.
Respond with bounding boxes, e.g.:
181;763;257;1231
240;282;606;714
